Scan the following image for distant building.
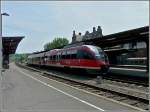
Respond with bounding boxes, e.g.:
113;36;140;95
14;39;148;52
71;26;103;43
84;26;103;40
71;31;82;43
76;32;82;42
96;26;103;37
72;30;76;43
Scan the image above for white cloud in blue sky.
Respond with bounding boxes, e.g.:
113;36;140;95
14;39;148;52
2;1;149;53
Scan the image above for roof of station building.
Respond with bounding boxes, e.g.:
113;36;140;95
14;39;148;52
82;26;149;48
2;36;24;55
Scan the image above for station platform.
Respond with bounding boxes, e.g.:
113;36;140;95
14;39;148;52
0;63;145;112
109;66;148;78
111;64;147;69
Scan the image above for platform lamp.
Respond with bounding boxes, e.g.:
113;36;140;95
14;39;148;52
0;12;10;111
0;12;10;70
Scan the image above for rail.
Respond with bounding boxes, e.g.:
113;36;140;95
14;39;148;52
16;63;149;111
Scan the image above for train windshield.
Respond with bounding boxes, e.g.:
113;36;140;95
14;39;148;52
88;46;108;61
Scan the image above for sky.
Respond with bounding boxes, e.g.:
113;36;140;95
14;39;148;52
1;1;149;53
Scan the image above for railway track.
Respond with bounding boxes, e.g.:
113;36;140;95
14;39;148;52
103;75;148;87
30;65;148;89
16;63;149;111
30;65;149;87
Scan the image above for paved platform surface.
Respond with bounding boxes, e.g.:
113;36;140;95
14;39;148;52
0;63;145;112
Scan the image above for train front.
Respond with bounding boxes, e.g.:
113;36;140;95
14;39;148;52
88;45;109;74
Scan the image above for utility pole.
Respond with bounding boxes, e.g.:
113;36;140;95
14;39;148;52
0;1;9;111
0;1;2;111
0;13;9;70
0;2;2;71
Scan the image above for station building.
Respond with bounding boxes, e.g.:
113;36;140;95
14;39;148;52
71;26;148;66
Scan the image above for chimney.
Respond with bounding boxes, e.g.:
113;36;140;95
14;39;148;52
93;27;96;33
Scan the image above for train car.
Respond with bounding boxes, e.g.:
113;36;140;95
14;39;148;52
27;45;109;74
27;52;45;65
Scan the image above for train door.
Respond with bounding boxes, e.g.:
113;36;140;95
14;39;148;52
56;54;59;64
77;50;83;66
56;52;61;65
70;50;78;66
62;51;66;65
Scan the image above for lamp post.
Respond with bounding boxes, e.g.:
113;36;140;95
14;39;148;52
0;12;9;111
0;11;10;112
0;13;9;70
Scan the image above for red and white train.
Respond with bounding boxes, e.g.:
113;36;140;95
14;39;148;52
27;45;109;74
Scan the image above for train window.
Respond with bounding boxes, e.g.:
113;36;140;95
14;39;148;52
66;54;70;59
41;57;43;60
56;55;60;61
51;56;53;60
71;54;77;59
62;55;64;59
47;56;50;61
61;55;63;59
53;55;56;60
83;52;93;59
77;50;82;59
77;50;93;59
59;55;61;60
49;56;51;60
38;57;41;62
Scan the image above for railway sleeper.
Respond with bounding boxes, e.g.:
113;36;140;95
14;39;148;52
115;97;127;101
104;94;117;98
134;103;149;110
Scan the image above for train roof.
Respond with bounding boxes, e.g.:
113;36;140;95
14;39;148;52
45;49;59;56
28;52;45;58
28;44;102;58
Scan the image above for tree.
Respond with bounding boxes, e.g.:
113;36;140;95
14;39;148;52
44;37;69;50
10;53;29;63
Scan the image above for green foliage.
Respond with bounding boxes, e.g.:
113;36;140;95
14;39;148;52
44;37;69;50
10;53;29;63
